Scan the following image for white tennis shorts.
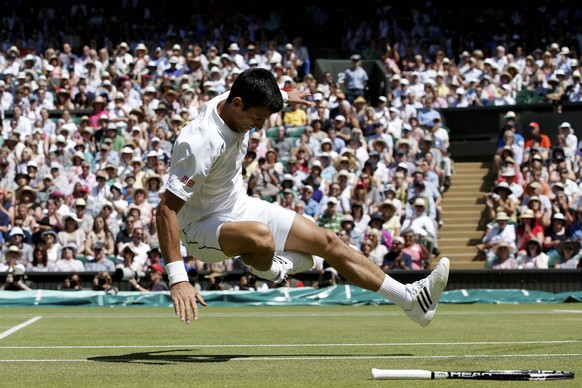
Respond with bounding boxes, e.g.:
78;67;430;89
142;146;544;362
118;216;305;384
181;196;296;263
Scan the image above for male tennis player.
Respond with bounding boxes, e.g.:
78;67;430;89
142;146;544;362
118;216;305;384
157;68;449;326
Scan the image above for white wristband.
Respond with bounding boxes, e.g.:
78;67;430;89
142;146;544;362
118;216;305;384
166;261;189;286
280;89;288;103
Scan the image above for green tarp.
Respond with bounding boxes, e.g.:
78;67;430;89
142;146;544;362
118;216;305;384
1;286;581;307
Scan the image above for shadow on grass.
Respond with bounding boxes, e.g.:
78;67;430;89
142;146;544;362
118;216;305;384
88;349;412;365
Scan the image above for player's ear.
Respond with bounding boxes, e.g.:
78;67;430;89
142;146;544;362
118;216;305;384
231;96;244;110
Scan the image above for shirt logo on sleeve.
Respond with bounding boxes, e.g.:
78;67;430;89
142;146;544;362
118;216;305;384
181;175;195;187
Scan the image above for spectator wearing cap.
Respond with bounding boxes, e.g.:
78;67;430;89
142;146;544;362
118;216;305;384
524;121;551;161
317;195;343;233
343;53;368;103
85;241;115;272
131;263;169;292
54;242;85;272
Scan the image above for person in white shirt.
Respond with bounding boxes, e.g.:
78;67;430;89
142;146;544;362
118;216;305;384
157;68;449;325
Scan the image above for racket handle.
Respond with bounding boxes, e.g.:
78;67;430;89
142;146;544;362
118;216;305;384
371;369;447;379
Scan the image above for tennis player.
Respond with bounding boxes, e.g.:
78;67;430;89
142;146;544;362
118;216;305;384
157;68;449;326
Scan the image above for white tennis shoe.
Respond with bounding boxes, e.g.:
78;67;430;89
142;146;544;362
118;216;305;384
405;257;450;327
271;251;314;283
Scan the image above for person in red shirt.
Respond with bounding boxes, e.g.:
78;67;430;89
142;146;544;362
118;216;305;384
524;122;551;161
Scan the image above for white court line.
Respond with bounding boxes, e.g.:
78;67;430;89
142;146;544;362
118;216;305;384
0;339;579;349
0;353;581;363
0;309;581;319
0;316;42;340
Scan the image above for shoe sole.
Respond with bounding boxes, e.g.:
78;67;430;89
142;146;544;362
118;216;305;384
412;257;450;327
424;257;450;325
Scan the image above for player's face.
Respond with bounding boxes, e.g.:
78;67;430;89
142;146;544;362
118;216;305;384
235;105;272;133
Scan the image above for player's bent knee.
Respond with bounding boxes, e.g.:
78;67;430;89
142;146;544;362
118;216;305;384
246;223;276;255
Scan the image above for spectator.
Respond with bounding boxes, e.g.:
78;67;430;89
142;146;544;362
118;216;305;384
53;243;85;272
382;236;412;270
487;241;518;269
57;213;86;256
515;209;545;255
553;240;581;268
29;244;51;272
517;238;549;269
343;54;368;103
400;228;429;270
85;242;115;273
0;266;33;291
129;264;169;292
477;211;517;260
91;271;118;295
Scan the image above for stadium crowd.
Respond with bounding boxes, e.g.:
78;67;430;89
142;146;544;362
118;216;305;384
2;3;582;291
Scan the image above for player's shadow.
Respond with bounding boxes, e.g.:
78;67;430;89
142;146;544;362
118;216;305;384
88;349;412;365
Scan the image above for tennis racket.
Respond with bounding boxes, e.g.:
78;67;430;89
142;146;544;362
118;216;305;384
371;369;575;381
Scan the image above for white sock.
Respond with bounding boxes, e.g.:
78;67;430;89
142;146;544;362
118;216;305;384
242;258;280;281
376;274;412;310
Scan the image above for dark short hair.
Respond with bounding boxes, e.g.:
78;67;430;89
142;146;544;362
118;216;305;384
226;68;283;113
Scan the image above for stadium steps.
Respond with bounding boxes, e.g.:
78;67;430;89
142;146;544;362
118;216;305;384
435;161;494;269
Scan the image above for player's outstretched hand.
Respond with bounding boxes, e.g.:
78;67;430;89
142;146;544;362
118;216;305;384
170;281;207;323
286;89;312;106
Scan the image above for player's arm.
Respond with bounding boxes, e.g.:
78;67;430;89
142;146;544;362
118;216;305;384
157;189;207;323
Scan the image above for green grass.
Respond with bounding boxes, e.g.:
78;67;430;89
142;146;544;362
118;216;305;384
0;304;580;387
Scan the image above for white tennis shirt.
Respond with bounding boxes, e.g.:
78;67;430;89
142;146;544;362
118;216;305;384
165;92;249;229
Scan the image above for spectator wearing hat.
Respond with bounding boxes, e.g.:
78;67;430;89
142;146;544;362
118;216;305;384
0;244;25;272
402;196;437;255
486;181;517;224
487;241;518;269
558;122;577;159
477;211;516;260
7;226;33;265
553;240;581;269
144;173;163;208
515;209;545;255
116;241;143;273
53;242;85;272
497;111;525;151
101;121;127;153
41;229;61;267
543;212;570;257
58;213;86;256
